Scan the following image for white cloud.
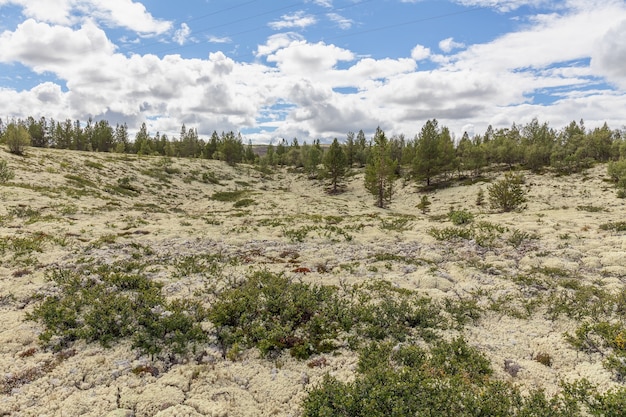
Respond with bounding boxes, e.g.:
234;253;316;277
0;0;625;143
208;35;232;44
439;37;465;53
0;0;171;34
591;18;626;88
451;0;552;13
269;11;317;30
89;0;171;34
173;23;191;45
327;13;354;29
0;19;115;72
312;0;333;7
411;44;430;61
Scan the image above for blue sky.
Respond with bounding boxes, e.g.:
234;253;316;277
0;0;625;143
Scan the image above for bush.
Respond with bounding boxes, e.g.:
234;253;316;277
448;208;474;225
302;338;585;417
27;264;207;357
3;122;31;155
488;172;527;212
607;159;626;194
0;159;14;183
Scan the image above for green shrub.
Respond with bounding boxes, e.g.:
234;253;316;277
0;159;14;183
379;215;413;231
3;122;30;155
417;195;431;214
27;264;207;357
600;221;626;232
208;273;449;359
302;338;584;417
210;190;248;202
448;208;474;225
233;198;256;208
488;172;527;212
208;270;343;359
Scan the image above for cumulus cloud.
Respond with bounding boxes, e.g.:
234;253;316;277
591;19;626;88
173;23;191;45
439;37;465;53
269;11;317;30
0;0;171;34
411;44;430;61
0;19;116;72
0;0;625;143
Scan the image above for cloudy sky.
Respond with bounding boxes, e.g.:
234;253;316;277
0;0;625;143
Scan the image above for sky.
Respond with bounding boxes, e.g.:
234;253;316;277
0;0;625;143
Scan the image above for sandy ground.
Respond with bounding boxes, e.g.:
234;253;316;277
0;147;624;416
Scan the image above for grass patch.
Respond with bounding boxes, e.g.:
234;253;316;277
210;190;249;202
600;221;626;232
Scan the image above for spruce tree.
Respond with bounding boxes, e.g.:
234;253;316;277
323;138;348;193
364;128;397;208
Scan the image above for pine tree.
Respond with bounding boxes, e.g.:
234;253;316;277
323;138;348;193
364;127;397;208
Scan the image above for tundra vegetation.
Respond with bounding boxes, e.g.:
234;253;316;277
0;115;625;415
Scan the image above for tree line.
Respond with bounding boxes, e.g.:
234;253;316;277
2;115;626;206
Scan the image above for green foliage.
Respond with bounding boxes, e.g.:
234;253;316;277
607;159;626;197
27;264;207;357
208;271;343;358
565;321;626;381
428;226;473;241
208;272;451;359
303;338;584;417
599;221;626;232
417;195;431;214
233;198;256;208
3;122;31;155
476;187;485;206
379;215;413;232
576;205;605;212
412;119;455;186
0;159;14;183
488;172;528;212
364;128;397;208
210;190;249;202
448;208;474;225
322;138;348;193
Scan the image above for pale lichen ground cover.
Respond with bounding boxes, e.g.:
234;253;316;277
0;148;624;416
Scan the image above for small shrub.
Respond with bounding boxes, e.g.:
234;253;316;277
488;172;527;212
379;215;413;232
302;338;585;417
210;190;248;202
534;352;553;367
476;187;485;206
233;198;256;208
0;159;14;183
600;221;626;232
576;205;605;212
447;208;474;225
417;195;431;214
3;122;31;155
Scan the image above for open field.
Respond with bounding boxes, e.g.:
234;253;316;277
1;147;625;416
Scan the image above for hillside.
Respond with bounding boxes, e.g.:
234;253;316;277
1;147;625;416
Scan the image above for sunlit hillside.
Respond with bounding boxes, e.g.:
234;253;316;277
1;147;625;416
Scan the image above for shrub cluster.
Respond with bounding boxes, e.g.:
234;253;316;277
302;338;626;417
27;263;206;358
208;273;450;359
